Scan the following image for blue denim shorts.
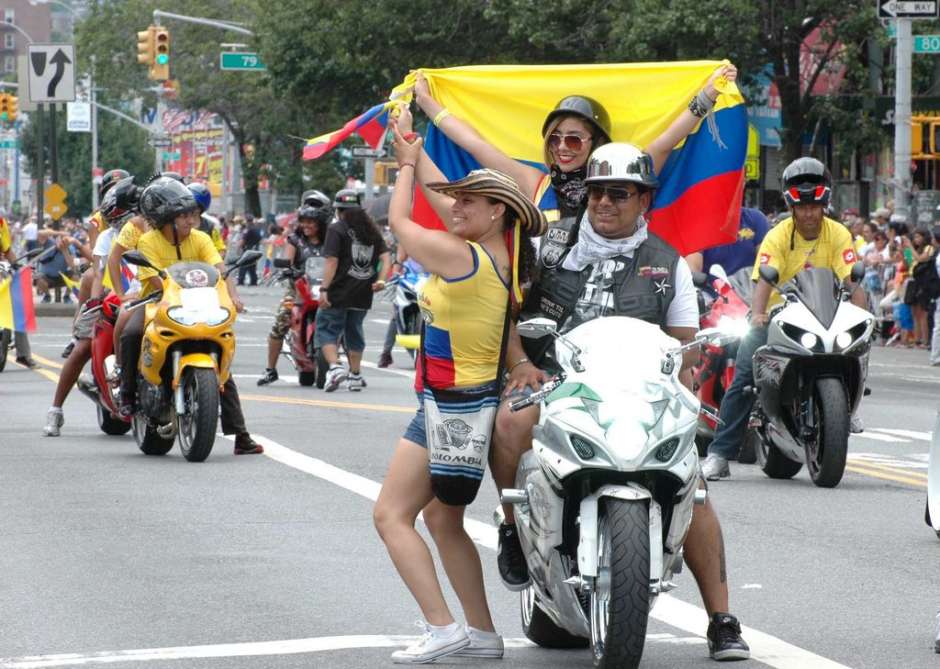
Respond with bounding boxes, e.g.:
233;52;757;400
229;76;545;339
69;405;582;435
402;382;499;449
314;307;367;351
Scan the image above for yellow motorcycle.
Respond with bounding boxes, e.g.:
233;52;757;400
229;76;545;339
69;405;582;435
122;249;261;461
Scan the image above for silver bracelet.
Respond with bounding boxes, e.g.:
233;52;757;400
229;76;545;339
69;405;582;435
508;357;531;373
688;89;716;118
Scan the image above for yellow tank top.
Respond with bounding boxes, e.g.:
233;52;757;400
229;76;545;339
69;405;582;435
419;241;509;389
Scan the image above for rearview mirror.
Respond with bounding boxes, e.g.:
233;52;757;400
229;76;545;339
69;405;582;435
236;250;263;268
758;265;779;286
273;257;291;269
850;260;865;283
517;317;558;339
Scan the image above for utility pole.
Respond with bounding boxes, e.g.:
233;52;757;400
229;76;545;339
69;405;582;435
48;103;58;184
894;18;912;220
90;57;98;210
35;104;43;224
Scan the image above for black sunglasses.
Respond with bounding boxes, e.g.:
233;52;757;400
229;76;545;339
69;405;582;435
587;185;638;203
547;132;592;152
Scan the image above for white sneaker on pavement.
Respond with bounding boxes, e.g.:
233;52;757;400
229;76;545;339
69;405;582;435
347;372;367;392
323;365;348;393
453;625;504;658
849;415;864;434
935;611;940;653
391;621;469;664
701;453;730;481
43;407;64;437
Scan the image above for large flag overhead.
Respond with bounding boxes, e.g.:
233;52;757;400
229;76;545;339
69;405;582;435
305;61;747;254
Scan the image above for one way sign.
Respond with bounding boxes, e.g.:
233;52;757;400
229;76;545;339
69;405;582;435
26;44;76;104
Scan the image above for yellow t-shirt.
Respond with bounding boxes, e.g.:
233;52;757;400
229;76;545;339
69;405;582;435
136;229;222;296
92;210;108;233
752;216;857;309
0;217;10;254
116;220;144;250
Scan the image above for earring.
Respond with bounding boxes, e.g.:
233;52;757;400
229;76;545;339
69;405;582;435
491;215;496;221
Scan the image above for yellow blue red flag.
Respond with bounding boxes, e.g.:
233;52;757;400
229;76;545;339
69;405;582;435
0;267;37;333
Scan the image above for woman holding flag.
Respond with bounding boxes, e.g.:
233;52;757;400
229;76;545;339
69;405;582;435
413;63;736;221
373;113;545;664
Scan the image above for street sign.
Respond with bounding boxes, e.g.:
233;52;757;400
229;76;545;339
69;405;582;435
219;52;266;71
44;201;67;220
26;44;76;103
879;0;939;18
0;139;17;149
351;147;385;158
149;135;172;148
162;150;181;161
45;183;67;206
66;101;91;132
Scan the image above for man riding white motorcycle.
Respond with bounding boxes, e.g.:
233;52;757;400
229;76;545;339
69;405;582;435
701;157;868;481
494;142;749;660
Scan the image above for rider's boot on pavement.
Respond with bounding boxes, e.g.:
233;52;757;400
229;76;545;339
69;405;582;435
16;356;37;368
707;613;750;661
257;368;278;386
347;372;367;391
377;351;393;368
43;407;64;437
497;523;530;591
233;432;264;455
701;453;731;481
850;414;864;434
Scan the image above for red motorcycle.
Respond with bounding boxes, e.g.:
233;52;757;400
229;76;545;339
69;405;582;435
76;293;133;435
691;265;751;458
274;256;329;388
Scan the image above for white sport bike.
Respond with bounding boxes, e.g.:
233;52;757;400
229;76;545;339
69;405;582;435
503;316;731;668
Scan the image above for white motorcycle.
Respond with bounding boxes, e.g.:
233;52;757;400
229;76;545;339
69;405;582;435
503;316;730;668
926;412;940;539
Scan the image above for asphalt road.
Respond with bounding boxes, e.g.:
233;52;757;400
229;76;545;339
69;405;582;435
1;284;938;669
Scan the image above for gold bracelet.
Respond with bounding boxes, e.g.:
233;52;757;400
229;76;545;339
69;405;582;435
432;108;451;126
508;357;531;373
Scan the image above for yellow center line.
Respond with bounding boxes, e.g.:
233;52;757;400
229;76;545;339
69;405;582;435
846;458;927;481
845;464;927;489
31;353;64;370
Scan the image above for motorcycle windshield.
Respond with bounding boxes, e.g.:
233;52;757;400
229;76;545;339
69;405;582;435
727;267;754;308
168;262;220;289
790;267;840;329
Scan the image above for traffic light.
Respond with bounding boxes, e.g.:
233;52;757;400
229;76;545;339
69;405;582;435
152;27;170;80
137;26;155;69
0;94;9;123
912;120;924;156
8;95;17;122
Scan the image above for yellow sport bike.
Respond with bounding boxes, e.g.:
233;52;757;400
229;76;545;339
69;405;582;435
122;249;261;462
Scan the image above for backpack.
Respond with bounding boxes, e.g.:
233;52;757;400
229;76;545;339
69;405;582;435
912;256;940;300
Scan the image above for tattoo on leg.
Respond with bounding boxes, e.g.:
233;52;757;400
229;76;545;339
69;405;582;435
718;526;727;584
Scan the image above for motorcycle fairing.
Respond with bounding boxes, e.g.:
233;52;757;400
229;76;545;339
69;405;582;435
788;267;841;330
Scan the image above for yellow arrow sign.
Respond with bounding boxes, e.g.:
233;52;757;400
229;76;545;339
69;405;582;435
45;182;67;205
44;201;67;220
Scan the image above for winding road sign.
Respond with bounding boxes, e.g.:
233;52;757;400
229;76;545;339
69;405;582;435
26;44;76;104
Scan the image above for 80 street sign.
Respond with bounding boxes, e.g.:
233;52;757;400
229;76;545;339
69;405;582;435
879;0;940;18
915;34;940;52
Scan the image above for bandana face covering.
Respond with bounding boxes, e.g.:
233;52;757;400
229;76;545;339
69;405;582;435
550;164;588;218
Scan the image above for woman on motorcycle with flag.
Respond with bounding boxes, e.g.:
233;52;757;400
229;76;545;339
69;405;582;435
373;116;546;664
412;64;736;220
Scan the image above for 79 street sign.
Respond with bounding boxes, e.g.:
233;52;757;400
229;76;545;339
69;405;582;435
879;0;939;18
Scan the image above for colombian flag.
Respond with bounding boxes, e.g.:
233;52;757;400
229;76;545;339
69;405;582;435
303;102;392;161
0;267;37;333
102;260;135;292
403;62;747;255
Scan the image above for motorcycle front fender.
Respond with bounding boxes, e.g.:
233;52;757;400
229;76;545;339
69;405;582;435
577;484;660;580
172;353;218;390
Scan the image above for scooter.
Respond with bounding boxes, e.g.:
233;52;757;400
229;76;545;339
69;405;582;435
502;316;731;669
691;265;751;457
122;249;262;461
273;256;328;387
75;293;132;435
750;263;872;488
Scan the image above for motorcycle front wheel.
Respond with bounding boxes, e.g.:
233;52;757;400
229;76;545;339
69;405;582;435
520;586;588;648
133;414;174;456
177;367;220;463
590;498;650;669
0;328;10;372
805;377;849;488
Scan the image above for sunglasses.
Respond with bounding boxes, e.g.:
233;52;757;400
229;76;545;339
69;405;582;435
587;185;638;203
547;132;592;152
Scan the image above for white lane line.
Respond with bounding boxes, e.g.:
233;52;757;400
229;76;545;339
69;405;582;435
238;435;851;669
234;373;300;385
849;453;928;470
867;428;932;441
851;432;910;444
359;360;415;379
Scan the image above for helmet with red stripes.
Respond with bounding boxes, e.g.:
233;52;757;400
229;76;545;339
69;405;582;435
782;157;831;208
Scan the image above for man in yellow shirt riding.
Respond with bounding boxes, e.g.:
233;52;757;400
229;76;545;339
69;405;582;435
702;157;868;480
119;177;263;455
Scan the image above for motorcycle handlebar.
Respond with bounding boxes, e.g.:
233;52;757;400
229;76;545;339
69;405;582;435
508;374;565;412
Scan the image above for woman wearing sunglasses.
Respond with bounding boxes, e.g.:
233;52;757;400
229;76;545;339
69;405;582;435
413;63;736;221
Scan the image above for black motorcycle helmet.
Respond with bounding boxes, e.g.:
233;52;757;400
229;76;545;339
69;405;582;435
781;157;831;208
298;204;331;224
99;168;130;200
139;177;199;229
541;95;612;145
100;176;142;224
333;188;361;210
145;171;185;186
301;189;331;209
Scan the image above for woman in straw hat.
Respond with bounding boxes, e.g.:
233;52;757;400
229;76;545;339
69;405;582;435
372;117;546;664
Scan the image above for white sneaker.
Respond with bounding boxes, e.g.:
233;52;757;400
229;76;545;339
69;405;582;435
453;626;504;658
43;407;64;437
391;621;469;664
323;365;348;393
935;611;940;653
347;373;367;392
701;453;730;481
849;415;864;434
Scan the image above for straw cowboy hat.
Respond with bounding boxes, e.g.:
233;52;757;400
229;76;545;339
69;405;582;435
427;168;547;237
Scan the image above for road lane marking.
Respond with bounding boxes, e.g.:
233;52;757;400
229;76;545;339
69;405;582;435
221;434;853;669
844;463;926;488
867;428;932;441
240;393;414;414
851;432;910;443
29;354;63;370
850;453;928;471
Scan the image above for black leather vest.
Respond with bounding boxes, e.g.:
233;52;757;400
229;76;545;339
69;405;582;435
521;216;679;364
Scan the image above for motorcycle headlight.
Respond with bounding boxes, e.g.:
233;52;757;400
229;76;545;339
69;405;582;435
167;306;230;327
834;321;872;352
780;322;821;352
835;331;852;349
800;332;818;350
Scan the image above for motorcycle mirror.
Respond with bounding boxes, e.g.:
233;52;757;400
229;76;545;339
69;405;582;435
237;250;264;267
758;265;779;286
122;250;155;270
850;261;865;283
708;264;729;282
273;257;291;269
517;317;559;339
691;271;708;288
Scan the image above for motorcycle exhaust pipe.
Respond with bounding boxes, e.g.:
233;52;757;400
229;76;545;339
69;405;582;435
694;489;708;505
500;488;529;505
76;376;100;403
